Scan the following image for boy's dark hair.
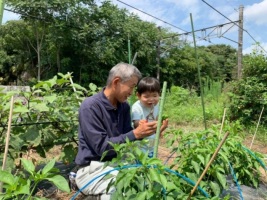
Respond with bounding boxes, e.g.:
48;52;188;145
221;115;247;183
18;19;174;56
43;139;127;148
136;77;160;94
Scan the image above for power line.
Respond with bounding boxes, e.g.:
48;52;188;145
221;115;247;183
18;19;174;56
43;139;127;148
201;0;267;53
116;0;217;45
116;0;187;33
163;21;239;40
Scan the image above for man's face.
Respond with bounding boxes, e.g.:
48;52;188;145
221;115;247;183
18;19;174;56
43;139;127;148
116;76;138;102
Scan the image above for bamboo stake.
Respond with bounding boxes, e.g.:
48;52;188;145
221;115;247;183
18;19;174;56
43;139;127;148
68;72;80;105
131;52;138;65
0;95;14;193
187;131;230;200
250;106;264;149
153;81;167;158
219;108;227;139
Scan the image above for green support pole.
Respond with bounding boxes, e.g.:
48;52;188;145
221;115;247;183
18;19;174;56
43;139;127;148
153;81;167;158
128;34;131;64
190;13;207;130
0;0;5;25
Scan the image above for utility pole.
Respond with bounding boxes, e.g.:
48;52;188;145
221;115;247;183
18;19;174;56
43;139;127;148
156;26;161;81
237;5;244;79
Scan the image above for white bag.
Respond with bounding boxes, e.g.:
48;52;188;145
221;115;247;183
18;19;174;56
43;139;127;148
75;161;118;198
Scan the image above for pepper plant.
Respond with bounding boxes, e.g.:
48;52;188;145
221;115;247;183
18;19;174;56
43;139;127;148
165;121;266;197
0;158;70;200
103;139;225;200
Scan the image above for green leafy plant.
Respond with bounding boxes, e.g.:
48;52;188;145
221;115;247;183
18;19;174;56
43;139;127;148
103;139;223;200
165;121;266;197
0;158;70;200
0;73;99;170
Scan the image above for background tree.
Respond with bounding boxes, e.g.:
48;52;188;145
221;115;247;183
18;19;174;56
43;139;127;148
228;44;267;125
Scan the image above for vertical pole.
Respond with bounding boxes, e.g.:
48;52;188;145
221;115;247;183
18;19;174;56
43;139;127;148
153;81;167;158
237;5;244;79
156;26;161;81
0;0;5;25
128;34;131;64
0;96;14;193
190;13;207;130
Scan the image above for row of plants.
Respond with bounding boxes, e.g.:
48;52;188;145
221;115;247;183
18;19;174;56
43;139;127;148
101;121;266;199
0;73;101;199
0;73;99;171
0;159;69;200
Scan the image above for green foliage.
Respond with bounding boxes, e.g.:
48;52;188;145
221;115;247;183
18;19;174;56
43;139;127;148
0;73;99;169
0;158;70;200
104;139;225;199
164;86;224;126
1;0;238;88
164;121;265;197
228;77;267;124
228;45;267;125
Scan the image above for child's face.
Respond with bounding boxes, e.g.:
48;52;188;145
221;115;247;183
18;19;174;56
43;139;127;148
137;91;160;107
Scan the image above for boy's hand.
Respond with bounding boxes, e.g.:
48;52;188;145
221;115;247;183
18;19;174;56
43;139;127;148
160;119;169;136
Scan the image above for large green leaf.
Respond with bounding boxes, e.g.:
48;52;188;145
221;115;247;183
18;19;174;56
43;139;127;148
0;170;15;185
46;175;70;193
61;144;77;163
210;181;221;196
13;180;30;195
21;126;42;147
13;106;29;113
216;172;226;188
21;158;35;175
44;95;57;103
32;102;49;112
42;159;56;175
197;154;205;165
191;160;200;174
148;168;161;185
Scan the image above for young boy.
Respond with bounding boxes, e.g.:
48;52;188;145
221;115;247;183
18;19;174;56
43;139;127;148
131;77;168;157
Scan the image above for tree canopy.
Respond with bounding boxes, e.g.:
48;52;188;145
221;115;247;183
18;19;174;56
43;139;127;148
1;0;238;89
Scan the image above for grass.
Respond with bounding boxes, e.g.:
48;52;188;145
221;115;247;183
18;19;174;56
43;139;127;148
163;84;267;157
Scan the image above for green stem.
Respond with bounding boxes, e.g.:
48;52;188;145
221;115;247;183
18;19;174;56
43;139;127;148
128;35;131;64
190;13;207;130
27;181;39;200
0;0;4;25
153;81;167;158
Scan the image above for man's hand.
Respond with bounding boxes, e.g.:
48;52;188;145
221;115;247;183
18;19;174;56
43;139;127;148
133;119;157;139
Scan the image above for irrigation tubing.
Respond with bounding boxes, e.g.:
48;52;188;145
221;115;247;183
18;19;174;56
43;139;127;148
229;162;244;200
162;141;267;200
241;145;267;170
70;164;210;200
164;141;267;171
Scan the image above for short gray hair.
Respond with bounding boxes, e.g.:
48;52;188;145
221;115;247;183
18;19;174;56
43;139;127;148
106;62;142;85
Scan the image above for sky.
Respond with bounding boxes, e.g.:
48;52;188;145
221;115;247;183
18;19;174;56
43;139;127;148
111;0;267;55
2;0;267;55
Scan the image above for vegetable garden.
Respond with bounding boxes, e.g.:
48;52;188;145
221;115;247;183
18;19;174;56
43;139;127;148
0;73;266;200
0;0;267;199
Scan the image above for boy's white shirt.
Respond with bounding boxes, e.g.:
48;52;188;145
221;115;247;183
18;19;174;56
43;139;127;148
131;100;159;140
